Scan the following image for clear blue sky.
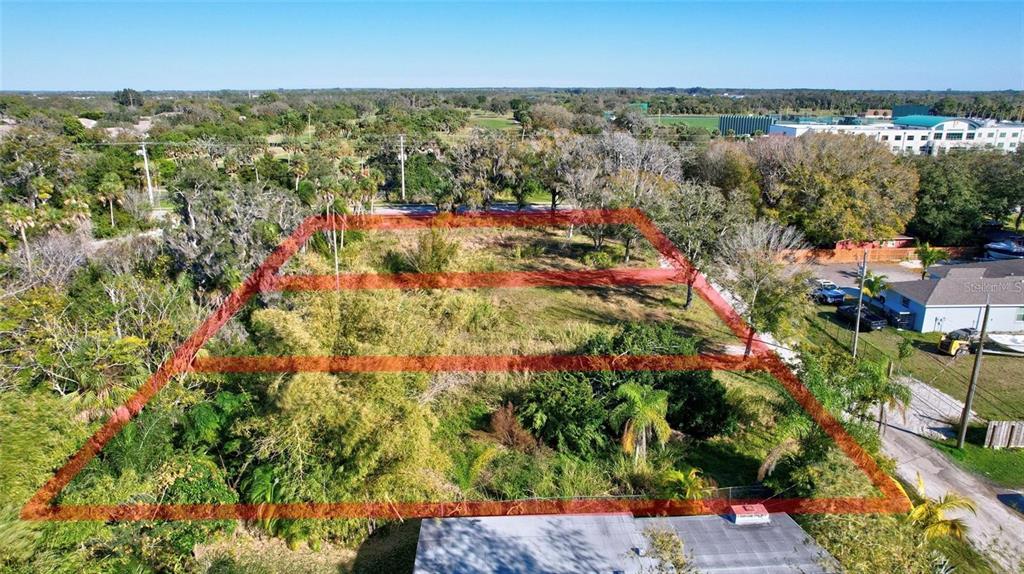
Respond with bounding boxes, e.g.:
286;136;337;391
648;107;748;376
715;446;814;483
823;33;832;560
2;1;1022;91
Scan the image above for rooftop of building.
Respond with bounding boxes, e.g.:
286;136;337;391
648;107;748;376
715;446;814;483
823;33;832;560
885;269;1024;307
892;115;961;128
773;116;1023;131
413;512;837;574
930;259;1024;280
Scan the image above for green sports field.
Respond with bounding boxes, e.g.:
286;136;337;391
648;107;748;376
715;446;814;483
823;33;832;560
653;114;719;130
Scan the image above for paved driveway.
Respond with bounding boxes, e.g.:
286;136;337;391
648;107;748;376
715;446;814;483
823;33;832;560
808;262;924;290
882;379;1024;572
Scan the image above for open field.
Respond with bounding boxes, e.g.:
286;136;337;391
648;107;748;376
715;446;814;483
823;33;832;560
467;111;518;130
933;426;1024;489
229;225;744;357
801;304;1024;421
652;114;719;130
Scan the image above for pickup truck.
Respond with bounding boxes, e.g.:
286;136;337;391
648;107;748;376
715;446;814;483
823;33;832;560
837;305;887;331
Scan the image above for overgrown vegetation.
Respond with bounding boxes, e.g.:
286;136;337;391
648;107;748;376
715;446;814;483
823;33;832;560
1;89;1018;572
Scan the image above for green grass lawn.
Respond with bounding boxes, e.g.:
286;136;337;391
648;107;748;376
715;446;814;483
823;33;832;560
652;114;719;130
800;305;1024;420
468;113;518;130
933;426;1024;489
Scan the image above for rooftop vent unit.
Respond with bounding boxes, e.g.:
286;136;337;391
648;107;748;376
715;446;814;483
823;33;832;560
729;504;771;526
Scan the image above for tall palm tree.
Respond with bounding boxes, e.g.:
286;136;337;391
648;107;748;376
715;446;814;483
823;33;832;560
909;475;977;542
915;242;948;280
357;167;385;214
610;383;671;465
96;172;125;228
2;206;36;273
861;271;889;300
291;153;309;192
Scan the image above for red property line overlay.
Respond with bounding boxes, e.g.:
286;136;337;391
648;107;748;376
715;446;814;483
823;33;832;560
22;208;910;522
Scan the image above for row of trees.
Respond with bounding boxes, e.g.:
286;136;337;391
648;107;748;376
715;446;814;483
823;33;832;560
12;88;1023;125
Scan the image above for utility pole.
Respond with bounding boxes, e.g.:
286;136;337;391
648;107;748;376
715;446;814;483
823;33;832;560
957;298;991;449
140;142;155;207
398;134;407;202
852;249;868;358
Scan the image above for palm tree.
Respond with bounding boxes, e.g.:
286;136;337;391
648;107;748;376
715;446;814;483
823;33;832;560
660;467;709;500
2;205;36;273
96;172;125;228
865;365;912;434
291;153;309;192
60;184;90;228
861;271;889;300
915;242;948;280
357;167;385;214
610;383;671;465
909;475;977;542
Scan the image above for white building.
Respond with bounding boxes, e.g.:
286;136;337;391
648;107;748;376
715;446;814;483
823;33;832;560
769;115;1024;155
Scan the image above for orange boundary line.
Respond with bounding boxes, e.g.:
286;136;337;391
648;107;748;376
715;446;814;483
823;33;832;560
21;208;910;521
268;268;688;291
191;354;763;374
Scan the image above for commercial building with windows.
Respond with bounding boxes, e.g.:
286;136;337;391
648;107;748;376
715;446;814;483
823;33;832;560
768;115;1024;155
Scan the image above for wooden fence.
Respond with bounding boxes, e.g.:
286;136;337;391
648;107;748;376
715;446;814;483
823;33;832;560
786;246;978;264
984;420;1024;449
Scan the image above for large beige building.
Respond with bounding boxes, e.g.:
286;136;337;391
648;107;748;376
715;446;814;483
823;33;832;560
769;115;1024;155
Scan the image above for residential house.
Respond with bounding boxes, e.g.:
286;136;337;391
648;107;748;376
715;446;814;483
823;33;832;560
879;260;1024;333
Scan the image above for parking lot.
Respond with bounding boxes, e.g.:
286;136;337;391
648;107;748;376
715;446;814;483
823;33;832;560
807;261;924;294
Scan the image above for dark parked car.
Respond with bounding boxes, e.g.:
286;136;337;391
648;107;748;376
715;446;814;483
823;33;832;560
884;309;914;329
867;302;914;329
812;287;847;305
837;305;887;331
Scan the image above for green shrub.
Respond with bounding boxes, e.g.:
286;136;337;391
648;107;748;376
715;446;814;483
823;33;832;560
581;323;736;439
582;250;615;269
407;227;459;273
517;373;608;458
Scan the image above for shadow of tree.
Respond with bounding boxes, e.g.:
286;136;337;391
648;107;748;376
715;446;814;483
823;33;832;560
350;519;422;574
682;439;763;488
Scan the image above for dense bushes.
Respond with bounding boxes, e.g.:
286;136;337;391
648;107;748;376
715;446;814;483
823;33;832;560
515;323;736;462
518;372;608;458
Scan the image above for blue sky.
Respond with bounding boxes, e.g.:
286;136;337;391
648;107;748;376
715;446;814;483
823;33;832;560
2;1;1022;91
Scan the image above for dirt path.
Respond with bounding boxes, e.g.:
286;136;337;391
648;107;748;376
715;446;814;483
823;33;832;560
881;378;1024;572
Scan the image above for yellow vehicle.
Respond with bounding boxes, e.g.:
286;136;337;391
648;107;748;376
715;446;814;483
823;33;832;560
938;328;980;357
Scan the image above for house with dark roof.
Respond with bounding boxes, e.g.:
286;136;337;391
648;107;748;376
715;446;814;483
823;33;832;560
412;509;838;574
879;260;1024;333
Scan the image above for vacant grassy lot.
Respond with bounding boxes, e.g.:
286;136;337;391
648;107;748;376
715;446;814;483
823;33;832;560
248;226;745;357
933;426;1024;489
653;114;719;130
801;304;1024;420
467;112;518;130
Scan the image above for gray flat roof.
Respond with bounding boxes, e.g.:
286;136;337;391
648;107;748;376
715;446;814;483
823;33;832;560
931;259;1024;280
886;275;1024;306
637;514;837;574
413;512;837;574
